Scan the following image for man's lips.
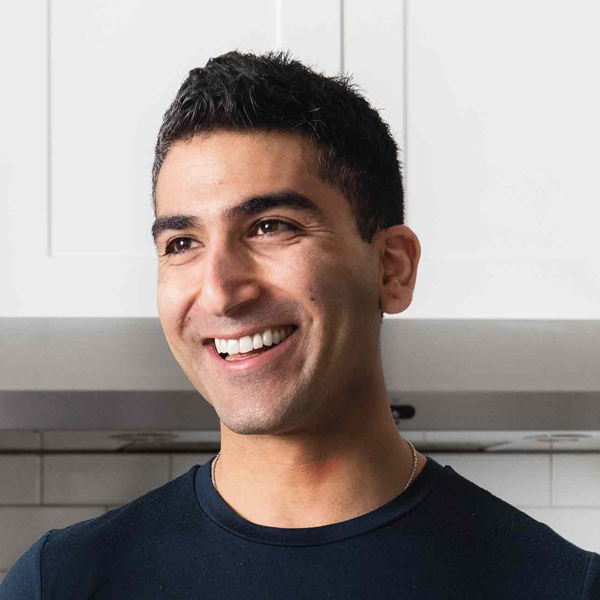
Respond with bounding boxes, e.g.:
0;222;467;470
205;325;300;372
201;324;298;346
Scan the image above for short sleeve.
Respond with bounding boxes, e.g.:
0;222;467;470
0;530;53;600
583;552;600;599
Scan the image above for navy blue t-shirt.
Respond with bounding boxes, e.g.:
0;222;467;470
1;456;599;599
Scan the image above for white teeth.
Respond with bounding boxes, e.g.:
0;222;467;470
214;326;294;356
226;339;240;355
262;329;273;346
252;333;264;350
239;336;253;353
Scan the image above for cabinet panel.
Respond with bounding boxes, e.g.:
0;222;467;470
0;0;48;261
406;0;600;317
344;0;404;150
1;1;344;316
9;1;598;318
278;0;341;75
50;0;277;259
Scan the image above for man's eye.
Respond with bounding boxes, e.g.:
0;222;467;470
163;237;198;256
163;219;300;256
254;219;299;236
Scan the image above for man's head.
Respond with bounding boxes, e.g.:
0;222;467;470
152;50;420;438
152;50;404;246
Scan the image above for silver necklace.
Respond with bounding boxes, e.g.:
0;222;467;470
211;439;419;494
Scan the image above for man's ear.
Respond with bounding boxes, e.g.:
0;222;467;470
375;225;421;315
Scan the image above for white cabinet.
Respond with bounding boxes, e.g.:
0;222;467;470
1;0;405;317
6;1;598;319
405;0;600;317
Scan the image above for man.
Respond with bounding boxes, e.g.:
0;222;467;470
1;50;598;599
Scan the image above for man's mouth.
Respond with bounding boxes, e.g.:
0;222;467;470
214;325;298;361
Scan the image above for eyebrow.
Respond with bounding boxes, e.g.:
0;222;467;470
151;191;325;245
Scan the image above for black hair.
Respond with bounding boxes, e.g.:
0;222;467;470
152;50;404;319
152;49;404;245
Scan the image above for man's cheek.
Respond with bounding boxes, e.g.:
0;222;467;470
157;277;191;322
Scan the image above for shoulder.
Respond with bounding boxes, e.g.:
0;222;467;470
429;461;597;595
434;464;587;553
0;465;200;599
45;465;200;557
0;530;52;598
583;552;600;599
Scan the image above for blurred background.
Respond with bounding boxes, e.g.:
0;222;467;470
1;0;600;580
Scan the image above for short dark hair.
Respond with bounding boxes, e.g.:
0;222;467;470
152;50;404;245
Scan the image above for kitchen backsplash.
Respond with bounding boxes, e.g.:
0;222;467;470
1;451;599;583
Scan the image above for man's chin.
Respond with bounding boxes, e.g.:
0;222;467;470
218;420;282;437
217;405;302;437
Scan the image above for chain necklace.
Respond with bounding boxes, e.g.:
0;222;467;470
211;439;419;494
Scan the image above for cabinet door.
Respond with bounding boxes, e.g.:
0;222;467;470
405;0;600;318
0;0;345;316
344;0;404;153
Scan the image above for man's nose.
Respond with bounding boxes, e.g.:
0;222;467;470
195;239;261;317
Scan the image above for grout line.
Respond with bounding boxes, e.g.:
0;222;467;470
40;453;45;505
550;452;555;506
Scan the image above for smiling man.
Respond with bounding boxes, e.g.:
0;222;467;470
152;122;424;529
1;50;599;599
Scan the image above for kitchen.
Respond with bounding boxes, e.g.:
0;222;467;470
1;0;599;586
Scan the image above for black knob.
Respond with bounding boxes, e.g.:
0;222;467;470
390;405;416;420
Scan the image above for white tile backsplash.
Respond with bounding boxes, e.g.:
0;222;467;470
0;450;598;578
171;453;216;480
0;506;104;571
428;452;551;507
0;455;40;505
552;454;600;506
43;454;169;505
521;507;600;553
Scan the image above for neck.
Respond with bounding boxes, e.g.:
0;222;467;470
212;390;426;528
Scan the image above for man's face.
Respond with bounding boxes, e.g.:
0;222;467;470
154;130;384;437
